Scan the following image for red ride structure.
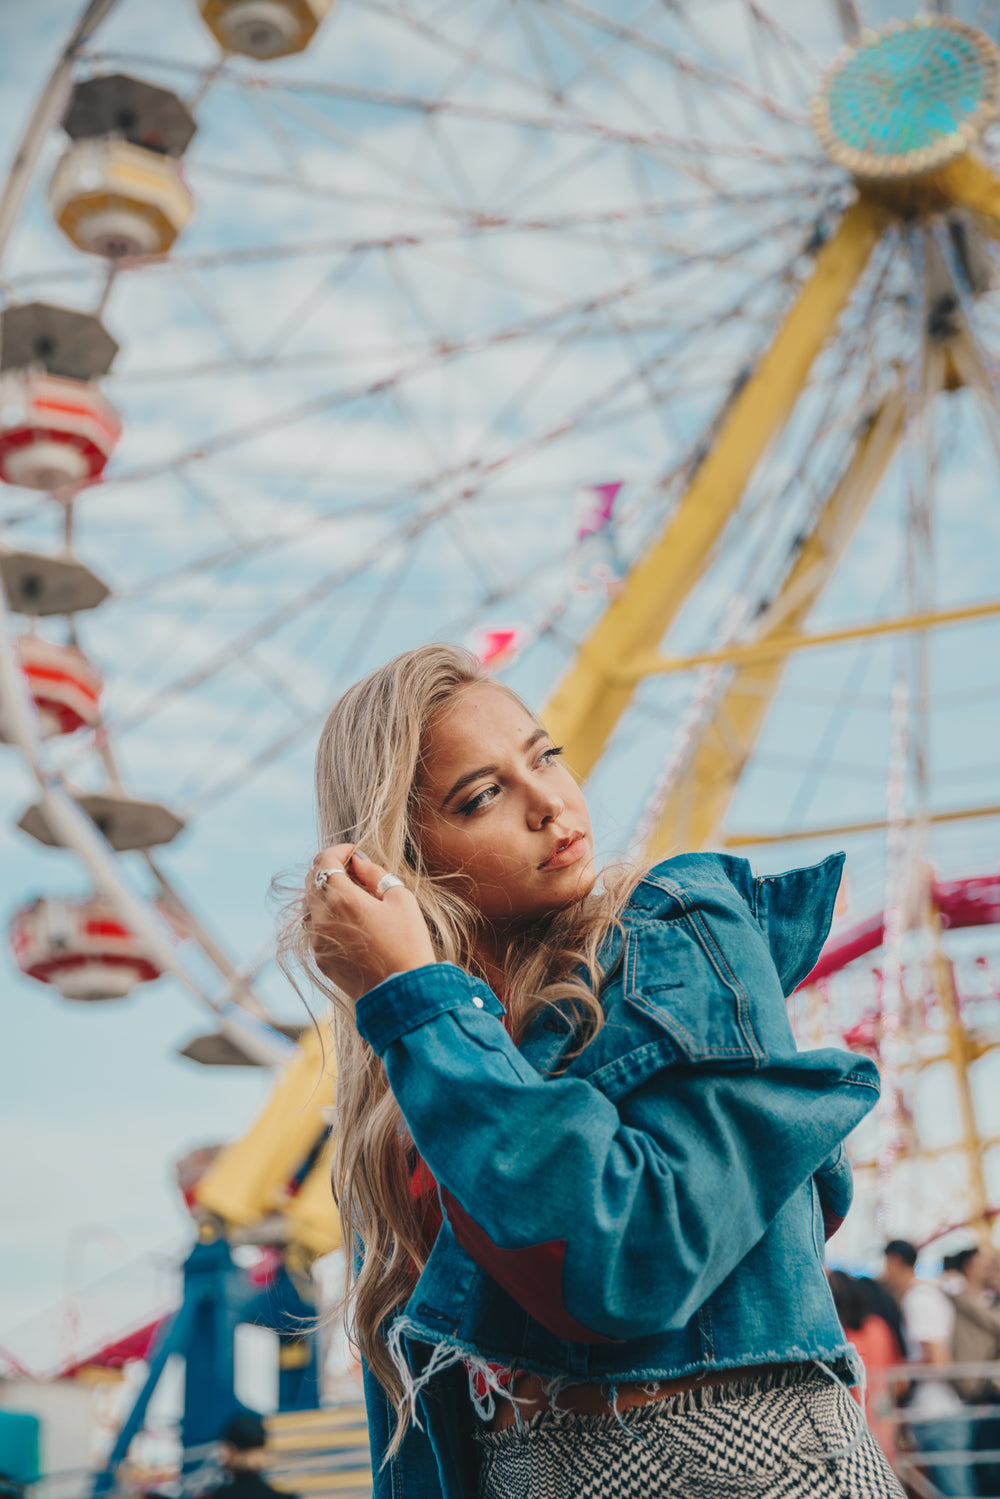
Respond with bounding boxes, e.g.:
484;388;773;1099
10;895;162;1001
4;636;103;739
799;873;1000;990
796;870;1000;1240
0;369;121;492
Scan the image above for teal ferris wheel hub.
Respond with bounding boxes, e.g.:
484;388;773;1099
813;17;1000;180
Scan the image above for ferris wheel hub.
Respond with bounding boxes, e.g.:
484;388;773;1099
813;17;1000;182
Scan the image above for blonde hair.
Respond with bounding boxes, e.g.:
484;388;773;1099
280;643;642;1446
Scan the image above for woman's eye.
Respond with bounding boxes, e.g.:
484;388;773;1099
459;785;499;816
540;744;564;766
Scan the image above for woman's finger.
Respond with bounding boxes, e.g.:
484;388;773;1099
347;849;393;897
312;842;356;872
311;844;371;899
350;850;411;901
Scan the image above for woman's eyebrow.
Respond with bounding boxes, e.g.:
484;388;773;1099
443;763;497;808
442;728;549;808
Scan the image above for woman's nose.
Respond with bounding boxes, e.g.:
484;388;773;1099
528;786;564;829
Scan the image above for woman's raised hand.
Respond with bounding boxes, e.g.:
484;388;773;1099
305;844;437;1002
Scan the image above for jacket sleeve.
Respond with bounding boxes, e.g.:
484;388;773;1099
812;1142;854;1240
354;962;878;1342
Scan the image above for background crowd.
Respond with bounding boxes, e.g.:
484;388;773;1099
831;1241;1000;1496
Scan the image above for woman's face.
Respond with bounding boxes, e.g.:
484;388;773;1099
416;681;596;925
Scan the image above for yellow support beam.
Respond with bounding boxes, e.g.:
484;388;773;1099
642;385;904;858
195;1024;335;1231
268;1407;367;1433
281;1132;341;1258
722;799;1000;849
627;594;1000;681
929;904;991;1236
935;152;1000;240
271;1474;370;1495
542;197;888;777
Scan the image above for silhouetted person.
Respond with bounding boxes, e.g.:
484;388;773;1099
883;1239;973;1498
942;1247;1000;1496
829;1270;907;1461
198;1414;296;1499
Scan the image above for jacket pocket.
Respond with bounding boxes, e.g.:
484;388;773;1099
624;915;763;1067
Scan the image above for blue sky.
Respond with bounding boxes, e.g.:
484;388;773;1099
4;0;1000;1370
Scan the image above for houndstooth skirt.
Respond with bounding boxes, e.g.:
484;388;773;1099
473;1365;905;1499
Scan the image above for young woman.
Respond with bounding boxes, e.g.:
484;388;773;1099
293;643;902;1499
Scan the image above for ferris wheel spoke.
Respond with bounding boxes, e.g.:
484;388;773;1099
507;0;570;100
178;535;435;809
356;0;589;109
423;0;536;125
537;0;811;132
173;264;252;368
979;0;1000;37
102;245;783;488
100;232;824;742
253;83;456;210
680;0;826;85
182;538;574;817
190;158;453;218
241;68;823;170
88;38;823;176
524;0;708;151
180;708;330;819
829;0;863;42
3;178;837;307
113;491;415;603
253;249;369;367
236;77;316;192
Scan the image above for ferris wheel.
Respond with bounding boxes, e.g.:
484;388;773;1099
5;0;1000;1271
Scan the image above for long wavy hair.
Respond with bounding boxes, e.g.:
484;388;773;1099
279;643;643;1447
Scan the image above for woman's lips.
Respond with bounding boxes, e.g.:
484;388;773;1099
539;834;588;871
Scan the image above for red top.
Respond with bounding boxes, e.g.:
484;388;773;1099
410;1153;513;1402
410;1156;443;1245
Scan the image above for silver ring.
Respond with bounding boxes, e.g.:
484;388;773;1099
314;867;348;889
376;873;405;895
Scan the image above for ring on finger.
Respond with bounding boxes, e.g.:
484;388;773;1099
376;873;405;895
314;867;349;889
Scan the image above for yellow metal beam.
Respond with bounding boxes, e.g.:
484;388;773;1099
935;152;1000;241
722;800;1000;849
642;385;904;858
627;594;1000;681
194;1024;335;1231
929;904;991;1236
542;198;888;778
853;1126;1000;1173
280;1133;340;1258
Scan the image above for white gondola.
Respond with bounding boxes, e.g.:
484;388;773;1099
198;0;333;58
49;74;196;259
0;368;121;491
10;895;161;1001
0;636;103;740
49;137;195;258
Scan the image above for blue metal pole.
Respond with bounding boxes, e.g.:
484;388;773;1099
91;1298;195;1499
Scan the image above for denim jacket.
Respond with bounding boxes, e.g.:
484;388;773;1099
353;851;880;1498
